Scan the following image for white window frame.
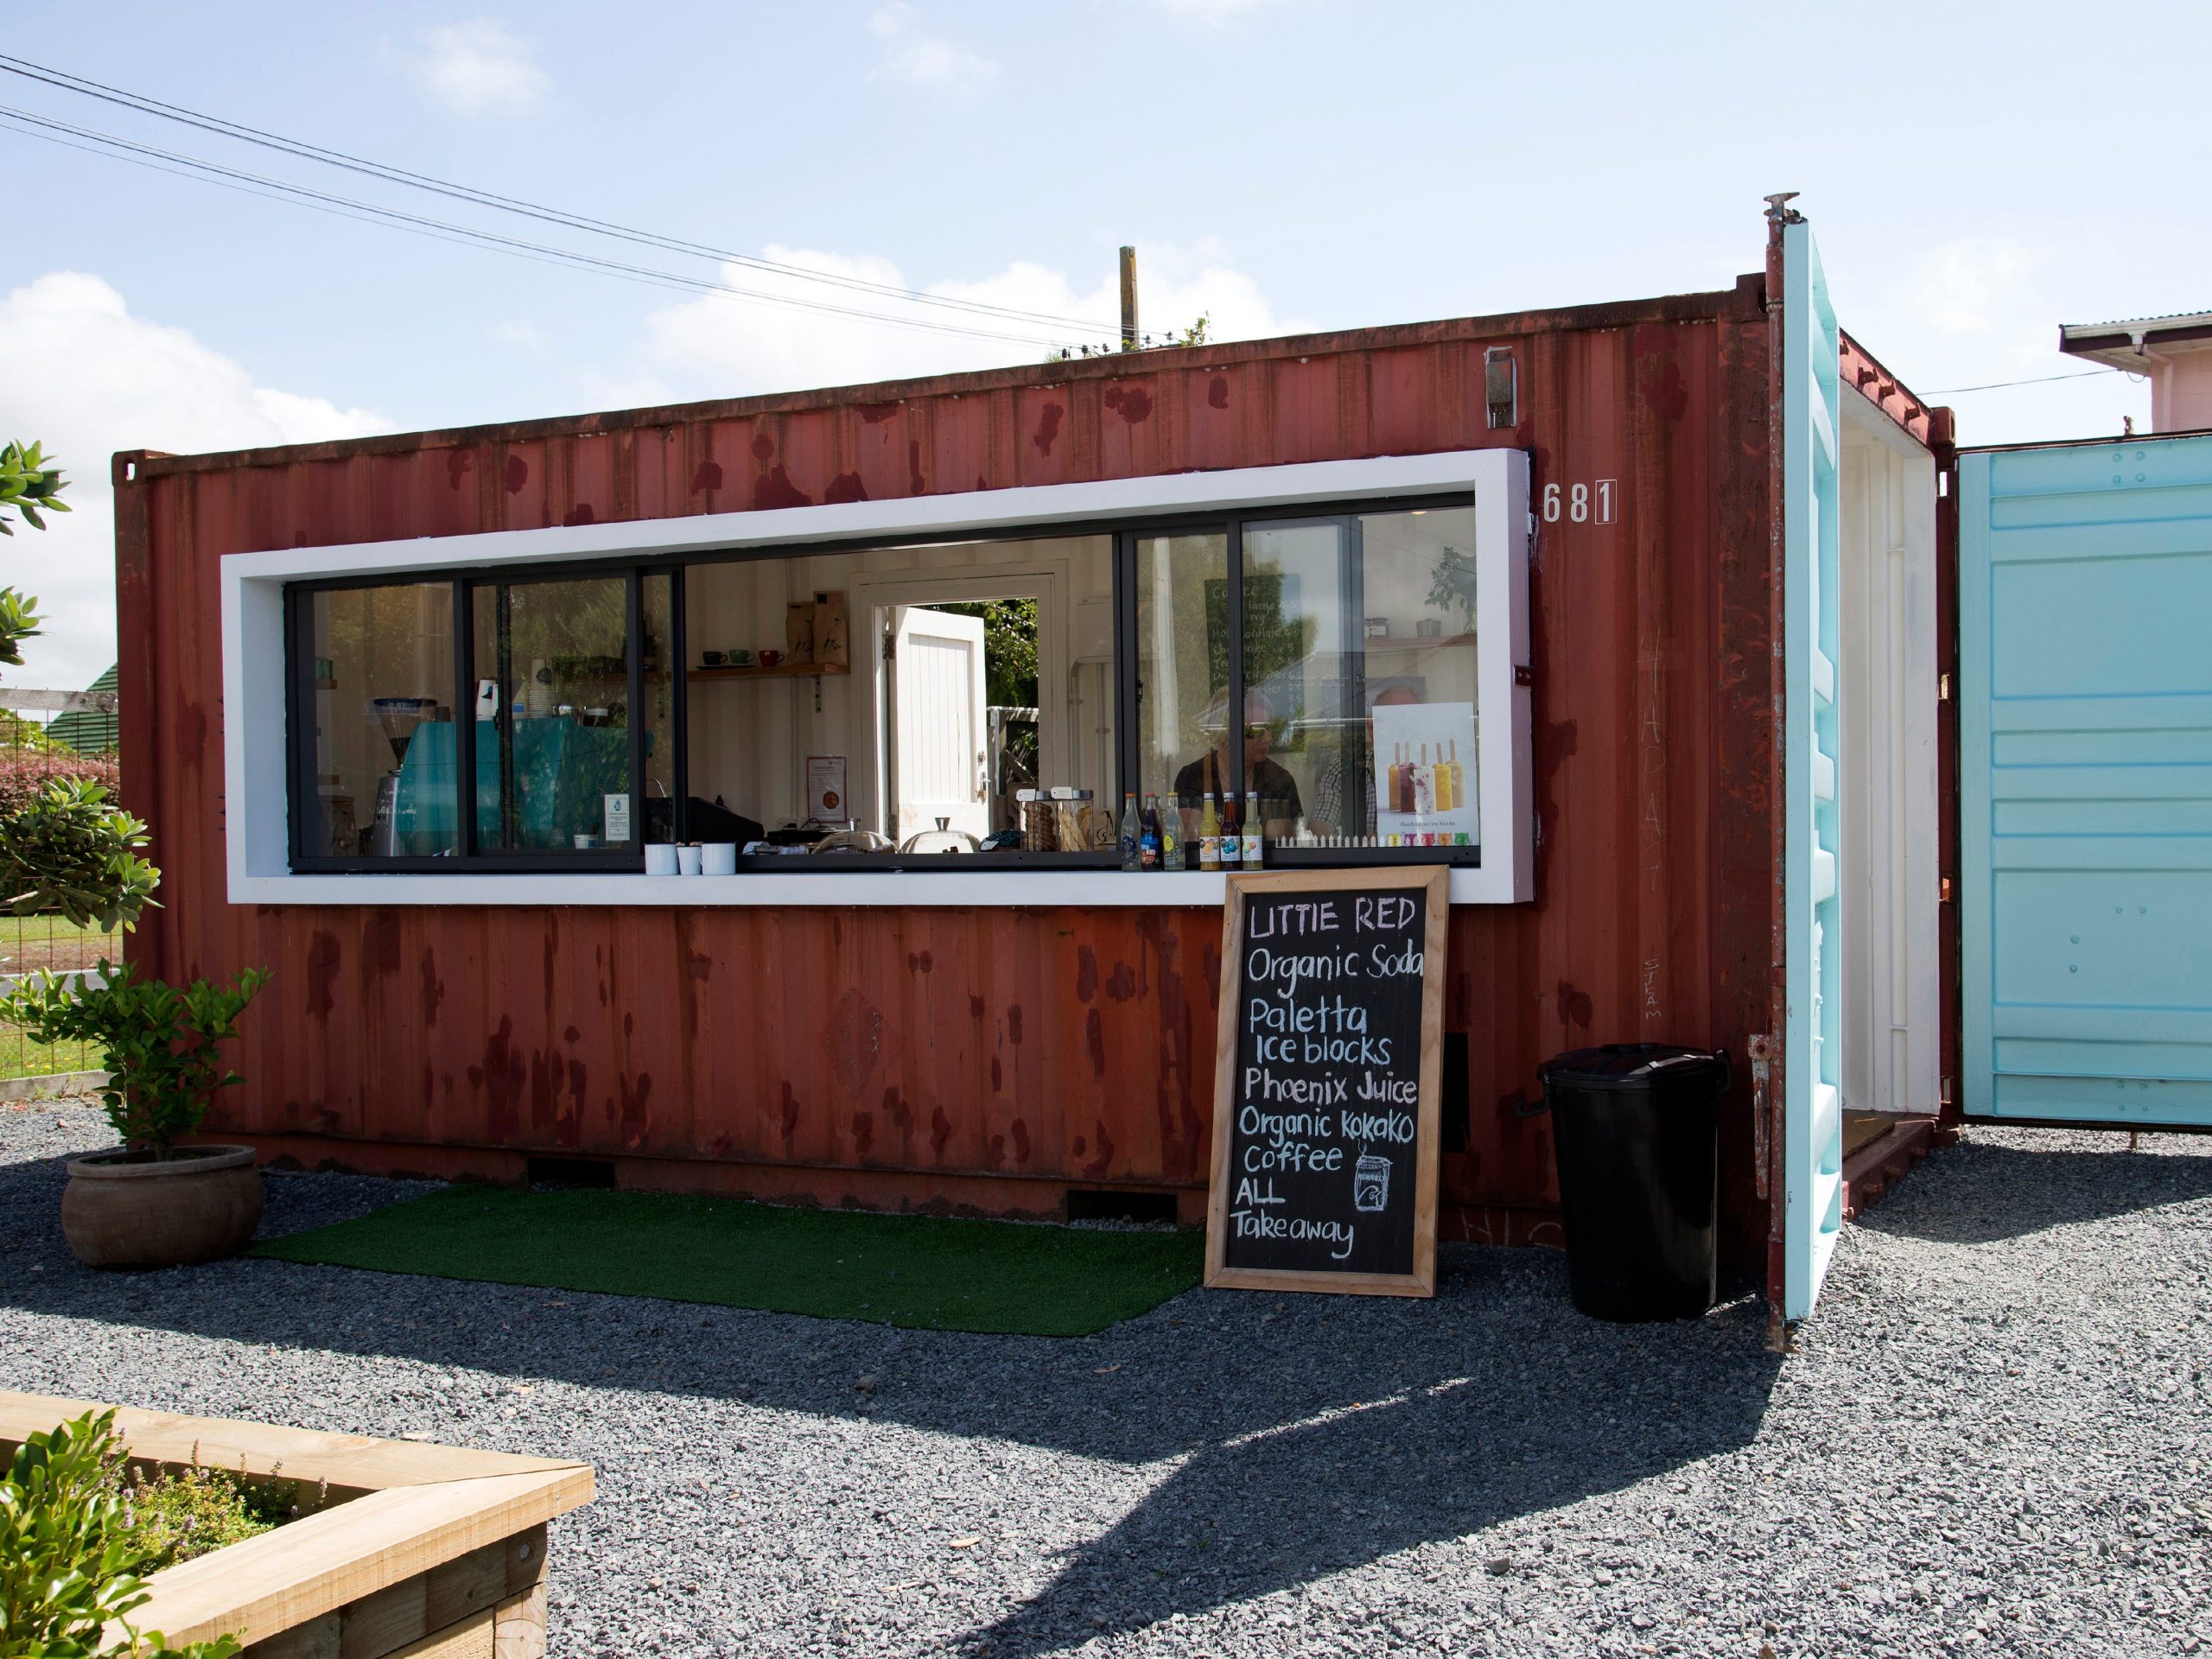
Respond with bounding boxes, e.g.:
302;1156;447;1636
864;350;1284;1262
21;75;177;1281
225;448;1532;906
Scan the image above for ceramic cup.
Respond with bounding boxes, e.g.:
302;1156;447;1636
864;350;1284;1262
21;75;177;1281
759;649;785;668
701;842;737;875
644;843;679;875
702;650;727;666
677;844;703;874
728;648;753;666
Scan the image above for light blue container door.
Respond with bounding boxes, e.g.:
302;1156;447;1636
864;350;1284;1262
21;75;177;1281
1960;434;2212;1127
1783;219;1847;1322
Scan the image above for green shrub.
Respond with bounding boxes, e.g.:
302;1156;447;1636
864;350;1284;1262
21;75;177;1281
116;1458;285;1574
0;1409;240;1658
0;778;159;933
0;963;268;1159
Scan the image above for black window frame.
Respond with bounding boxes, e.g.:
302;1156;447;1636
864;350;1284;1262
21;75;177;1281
283;490;1482;874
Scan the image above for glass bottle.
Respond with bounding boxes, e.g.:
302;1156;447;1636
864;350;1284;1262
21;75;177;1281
1140;792;1162;870
1162;794;1185;871
1241;790;1264;867
1218;789;1241;868
1198;790;1221;872
1119;792;1141;872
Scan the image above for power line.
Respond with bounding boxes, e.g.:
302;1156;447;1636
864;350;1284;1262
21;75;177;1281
1926;367;2135;395
0;53;1118;336
0;103;1101;349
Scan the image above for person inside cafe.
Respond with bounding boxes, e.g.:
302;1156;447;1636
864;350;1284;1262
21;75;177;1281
1311;683;1421;840
1174;688;1303;838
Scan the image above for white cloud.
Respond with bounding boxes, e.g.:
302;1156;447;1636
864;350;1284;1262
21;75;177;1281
642;240;1309;399
1912;235;2037;336
399;20;550;118
1147;0;1304;24
0;272;386;691
866;3;1001;95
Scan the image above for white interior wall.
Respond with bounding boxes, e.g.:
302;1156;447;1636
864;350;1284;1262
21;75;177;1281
1838;392;1942;1118
684;534;1114;830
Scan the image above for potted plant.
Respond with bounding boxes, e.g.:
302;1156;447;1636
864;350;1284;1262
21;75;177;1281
0;959;270;1268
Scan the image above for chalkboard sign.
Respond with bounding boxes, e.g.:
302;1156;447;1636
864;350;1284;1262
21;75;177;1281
1205;866;1449;1297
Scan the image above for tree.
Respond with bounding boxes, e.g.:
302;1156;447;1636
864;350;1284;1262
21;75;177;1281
0;444;160;929
0;440;66;665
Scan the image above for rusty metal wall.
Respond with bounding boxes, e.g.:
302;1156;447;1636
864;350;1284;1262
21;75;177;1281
115;281;1781;1263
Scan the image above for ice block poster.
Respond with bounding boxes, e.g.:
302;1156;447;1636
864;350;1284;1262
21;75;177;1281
1205;867;1447;1296
1370;700;1478;847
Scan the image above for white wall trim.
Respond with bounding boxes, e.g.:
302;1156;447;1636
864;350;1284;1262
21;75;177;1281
224;448;1533;907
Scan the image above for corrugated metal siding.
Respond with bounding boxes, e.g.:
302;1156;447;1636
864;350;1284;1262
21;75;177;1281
116;287;1781;1263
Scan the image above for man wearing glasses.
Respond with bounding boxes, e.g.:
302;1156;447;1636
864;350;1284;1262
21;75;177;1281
1173;689;1304;839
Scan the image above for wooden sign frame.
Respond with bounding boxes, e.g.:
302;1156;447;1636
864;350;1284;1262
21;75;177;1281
1205;864;1450;1297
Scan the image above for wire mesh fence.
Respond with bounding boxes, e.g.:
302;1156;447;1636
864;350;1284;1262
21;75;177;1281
0;678;124;1084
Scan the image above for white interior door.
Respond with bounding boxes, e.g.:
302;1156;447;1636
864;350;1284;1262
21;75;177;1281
891;605;988;845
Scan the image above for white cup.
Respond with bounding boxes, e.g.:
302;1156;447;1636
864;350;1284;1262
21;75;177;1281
677;844;703;875
701;842;737;875
644;843;679;876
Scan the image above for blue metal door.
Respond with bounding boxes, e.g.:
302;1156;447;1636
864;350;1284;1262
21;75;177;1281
1961;435;2212;1126
1782;217;1846;1320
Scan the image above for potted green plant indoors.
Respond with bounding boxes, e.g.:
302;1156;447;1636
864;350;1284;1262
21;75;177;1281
1;960;270;1268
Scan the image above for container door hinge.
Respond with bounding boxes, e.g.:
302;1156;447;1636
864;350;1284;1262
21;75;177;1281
1937;671;1951;702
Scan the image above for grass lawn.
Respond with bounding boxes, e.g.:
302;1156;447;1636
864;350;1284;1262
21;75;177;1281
252;1186;1205;1337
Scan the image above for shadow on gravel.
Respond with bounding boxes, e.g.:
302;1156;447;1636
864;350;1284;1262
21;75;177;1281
960;1286;1782;1656
2;1148;1783;1645
1859;1138;2212;1244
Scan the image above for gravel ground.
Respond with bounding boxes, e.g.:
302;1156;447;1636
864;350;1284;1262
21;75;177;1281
3;1105;2209;1659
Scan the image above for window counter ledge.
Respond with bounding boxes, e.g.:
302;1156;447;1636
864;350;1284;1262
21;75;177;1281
230;868;1522;907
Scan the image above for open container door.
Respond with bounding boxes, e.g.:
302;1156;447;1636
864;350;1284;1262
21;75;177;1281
1777;209;1847;1323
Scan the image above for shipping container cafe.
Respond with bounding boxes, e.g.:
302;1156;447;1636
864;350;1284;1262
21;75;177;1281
117;207;1996;1326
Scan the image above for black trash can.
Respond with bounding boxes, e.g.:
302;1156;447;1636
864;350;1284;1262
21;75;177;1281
1536;1044;1731;1321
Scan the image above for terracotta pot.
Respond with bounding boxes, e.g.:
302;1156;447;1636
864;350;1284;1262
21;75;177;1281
60;1145;264;1269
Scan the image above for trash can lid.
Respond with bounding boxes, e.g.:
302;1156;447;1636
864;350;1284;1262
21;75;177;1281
1537;1043;1730;1092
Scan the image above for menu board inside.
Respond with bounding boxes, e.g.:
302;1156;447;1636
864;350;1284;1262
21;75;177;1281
1205;866;1447;1296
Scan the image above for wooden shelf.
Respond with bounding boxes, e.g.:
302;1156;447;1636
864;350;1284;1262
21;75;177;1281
689;662;851;682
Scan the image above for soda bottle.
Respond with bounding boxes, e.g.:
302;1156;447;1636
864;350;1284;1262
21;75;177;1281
1198;790;1221;871
1218;791;1241;868
1241;790;1264;867
1161;796;1185;871
1140;793;1162;870
1118;792;1141;871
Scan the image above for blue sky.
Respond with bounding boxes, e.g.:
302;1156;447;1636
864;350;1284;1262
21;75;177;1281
4;0;2206;686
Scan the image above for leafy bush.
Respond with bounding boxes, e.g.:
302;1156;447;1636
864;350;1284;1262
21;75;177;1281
0;962;268;1159
0;1409;240;1658
0;778;159;933
0;752;120;819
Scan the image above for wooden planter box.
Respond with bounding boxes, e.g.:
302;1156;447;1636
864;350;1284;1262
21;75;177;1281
1;1391;594;1657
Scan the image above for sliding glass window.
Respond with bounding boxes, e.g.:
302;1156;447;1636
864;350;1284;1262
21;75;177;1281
470;575;637;855
286;494;1480;873
1128;501;1479;861
300;582;459;860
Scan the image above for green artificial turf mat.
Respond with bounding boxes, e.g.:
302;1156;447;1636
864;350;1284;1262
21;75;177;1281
251;1185;1204;1337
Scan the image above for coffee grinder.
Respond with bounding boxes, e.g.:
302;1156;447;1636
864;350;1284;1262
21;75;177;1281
366;696;437;855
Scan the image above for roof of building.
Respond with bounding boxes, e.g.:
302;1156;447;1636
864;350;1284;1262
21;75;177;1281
45;663;118;755
2060;311;2212;371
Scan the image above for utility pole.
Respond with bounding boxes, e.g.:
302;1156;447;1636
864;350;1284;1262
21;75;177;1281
1118;245;1138;352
